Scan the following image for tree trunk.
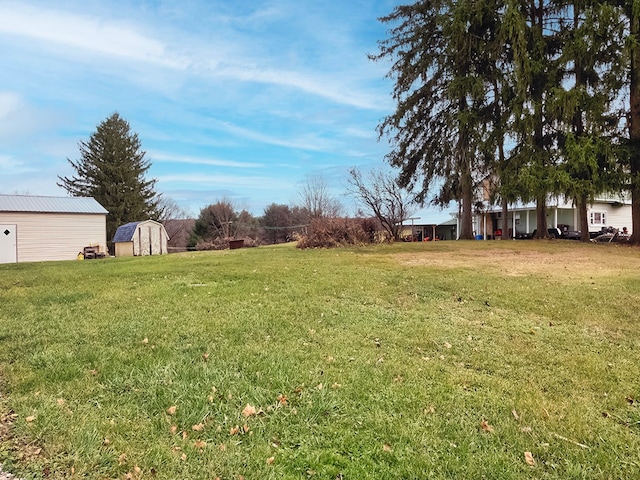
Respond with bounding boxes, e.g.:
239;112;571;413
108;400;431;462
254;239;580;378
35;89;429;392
459;162;474;240
501;197;509;239
577;195;590;242
534;194;548;238
457;102;474;240
630;5;640;244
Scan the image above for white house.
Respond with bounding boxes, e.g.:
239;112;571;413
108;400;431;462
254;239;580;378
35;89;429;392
113;220;169;257
473;195;632;239
0;194;108;263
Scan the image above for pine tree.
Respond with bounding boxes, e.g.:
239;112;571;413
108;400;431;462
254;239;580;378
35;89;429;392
372;0;506;239
503;0;568;238
555;1;626;241
621;0;640;243
58;113;160;244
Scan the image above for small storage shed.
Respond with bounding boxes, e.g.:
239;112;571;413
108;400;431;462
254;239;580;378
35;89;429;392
0;194;108;263
113;220;169;257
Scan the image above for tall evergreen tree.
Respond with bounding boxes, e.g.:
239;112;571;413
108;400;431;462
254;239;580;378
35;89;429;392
504;0;566;238
372;0;506;239
58;113;160;243
620;0;640;243
554;1;626;241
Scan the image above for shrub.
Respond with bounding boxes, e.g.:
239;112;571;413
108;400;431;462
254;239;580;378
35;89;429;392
296;217;370;248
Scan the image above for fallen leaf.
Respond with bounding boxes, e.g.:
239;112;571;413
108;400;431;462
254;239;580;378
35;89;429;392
118;453;127;465
166;405;177;415
316;383;324;390
277;394;288;405
331;382;341;389
266;456;275;465
230;426;240;435
524;451;535;466
203;352;210;360
242;404;257;417
182;431;188;440
170;425;178;434
56;398;65;406
180;453;187;461
521;426;532;433
25;415;36;423
134;466;142;474
194;440;206;449
444;342;452;349
90;369;98;376
382;443;393;452
192;423;204;431
142;337;149;344
480;420;494;433
512;409;520;421
103;438;111;446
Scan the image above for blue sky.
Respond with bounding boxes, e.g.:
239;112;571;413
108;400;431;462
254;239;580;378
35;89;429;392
0;0;404;216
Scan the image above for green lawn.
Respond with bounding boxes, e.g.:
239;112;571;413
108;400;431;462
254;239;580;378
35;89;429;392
1;241;639;479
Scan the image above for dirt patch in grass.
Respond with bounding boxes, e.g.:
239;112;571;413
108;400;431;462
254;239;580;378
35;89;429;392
395;243;640;279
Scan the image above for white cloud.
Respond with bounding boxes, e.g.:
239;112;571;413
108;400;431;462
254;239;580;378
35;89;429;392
157;173;291;190
0;3;184;68
214;64;384;111
211;119;337;152
0;91;62;143
0;91;21;119
151;152;263;169
0;2;388;110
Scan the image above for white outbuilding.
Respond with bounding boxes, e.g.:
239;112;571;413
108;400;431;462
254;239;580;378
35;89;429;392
113;220;169;257
0;194;108;264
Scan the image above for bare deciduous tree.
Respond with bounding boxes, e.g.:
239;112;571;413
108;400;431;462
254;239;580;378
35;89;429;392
296;174;343;219
158;197;193;252
347;168;415;241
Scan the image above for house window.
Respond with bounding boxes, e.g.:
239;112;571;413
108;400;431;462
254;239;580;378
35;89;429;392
590;211;606;226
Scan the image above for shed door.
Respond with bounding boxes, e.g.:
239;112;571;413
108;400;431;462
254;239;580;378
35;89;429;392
0;225;17;263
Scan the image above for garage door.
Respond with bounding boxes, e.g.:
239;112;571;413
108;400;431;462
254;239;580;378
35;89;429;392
0;224;17;263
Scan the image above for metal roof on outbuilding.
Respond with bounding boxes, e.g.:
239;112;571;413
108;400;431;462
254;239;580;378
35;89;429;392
0;194;108;214
112;221;142;243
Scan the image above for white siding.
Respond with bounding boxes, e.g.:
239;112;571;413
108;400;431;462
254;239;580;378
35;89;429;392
128;221;168;256
588;204;632;233
0;212;107;263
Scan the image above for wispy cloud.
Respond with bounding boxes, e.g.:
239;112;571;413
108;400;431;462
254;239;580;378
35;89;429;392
210;119;338;152
0;2;387;110
151;152;263;169
0;3;183;68
157;173;291;190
